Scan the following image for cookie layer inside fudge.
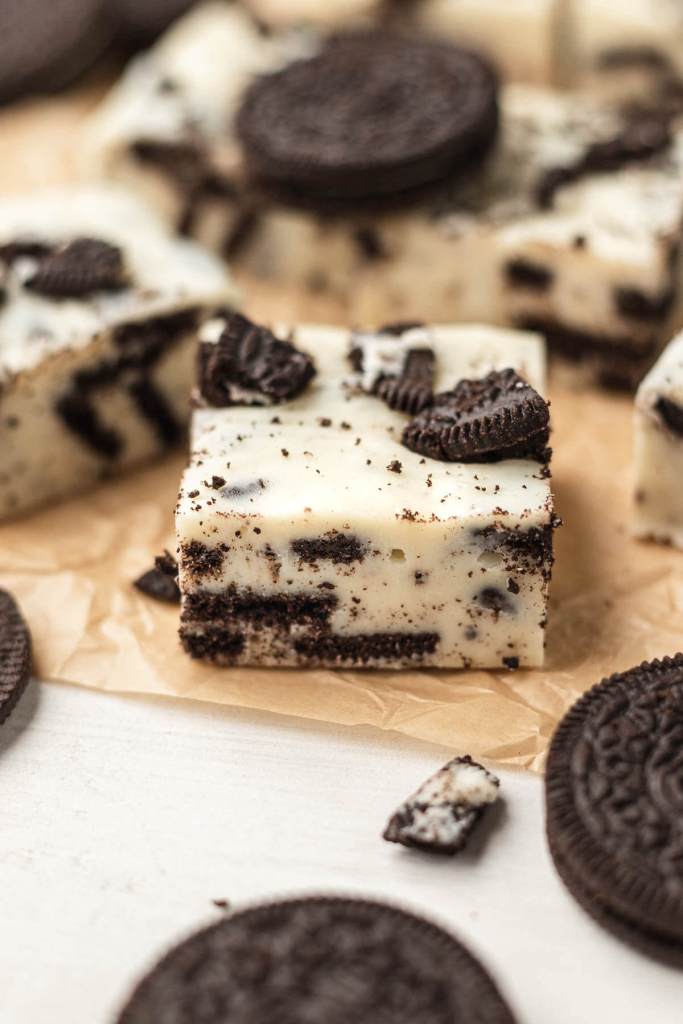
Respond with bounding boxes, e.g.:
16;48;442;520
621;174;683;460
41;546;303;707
86;7;683;388
0;186;237;520
634;330;683;548
177;317;556;670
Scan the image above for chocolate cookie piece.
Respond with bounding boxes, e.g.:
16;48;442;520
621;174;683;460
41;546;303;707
237;31;499;205
0;589;32;726
402;368;550;463
25;238;128;299
117;896;517;1024
134;552;180;604
0;0;114;104
546;655;683;967
536;116;671;209
198;313;316;406
384;756;500;855
376;348;436;415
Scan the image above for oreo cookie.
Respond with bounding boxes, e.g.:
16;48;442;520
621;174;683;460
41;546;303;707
117;896;517;1024
236;31;499;206
376;348;435;415
198;313;316;406
384;756;500;855
402;368;550;463
0;589;32;726
0;0;114;104
134;552;180;604
546;655;683;967
25;238;128;299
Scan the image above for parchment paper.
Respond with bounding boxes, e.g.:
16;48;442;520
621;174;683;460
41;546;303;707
1;85;683;772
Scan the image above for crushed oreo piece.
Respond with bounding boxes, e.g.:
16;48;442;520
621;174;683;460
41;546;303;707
25;237;128;298
0;589;32;726
198;313;316;406
656;396;683;436
383;755;500;855
537;116;671;209
402;368;550;463
134;551;180;604
375;347;435;414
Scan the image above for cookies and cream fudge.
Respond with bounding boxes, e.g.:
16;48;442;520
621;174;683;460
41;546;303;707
86;10;683;389
573;1;683;106
0;186;237;520
176;314;556;670
634;331;683;547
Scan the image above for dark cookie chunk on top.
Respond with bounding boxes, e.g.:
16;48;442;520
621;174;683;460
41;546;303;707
236;31;499;204
375;347;436;415
536;116;671;209
198;312;316;406
0;589;32;726
134;551;180;604
402;368;550;463
117;896;517;1024
546;654;683;967
25;237;128;298
384;755;500;855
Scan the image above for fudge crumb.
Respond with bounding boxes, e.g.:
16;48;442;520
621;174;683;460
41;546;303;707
387;460;402;474
281;448;289;457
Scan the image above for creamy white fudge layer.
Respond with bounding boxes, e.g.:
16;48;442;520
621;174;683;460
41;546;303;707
634;331;683;548
85;6;683;388
0;186;237;520
177;321;555;670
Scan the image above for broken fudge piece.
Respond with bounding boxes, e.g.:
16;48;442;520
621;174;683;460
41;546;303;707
383;756;500;854
86;12;683;388
0;186;237;520
634;331;683;548
176;315;556;669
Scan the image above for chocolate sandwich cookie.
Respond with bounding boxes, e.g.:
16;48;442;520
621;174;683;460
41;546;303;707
0;589;32;726
546;655;683;967
236;31;499;206
198;312;316;406
0;0;114;104
25;238;128;300
118;896;517;1024
134;552;180;604
402;368;550;463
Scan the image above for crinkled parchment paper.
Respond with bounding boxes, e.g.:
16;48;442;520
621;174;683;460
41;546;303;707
1;86;683;772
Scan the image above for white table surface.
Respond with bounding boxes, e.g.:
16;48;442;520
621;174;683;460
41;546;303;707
1;679;682;1023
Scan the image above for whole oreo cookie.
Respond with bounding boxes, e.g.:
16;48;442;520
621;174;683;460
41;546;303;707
118;896;517;1024
237;31;499;205
546;655;683;967
0;589;32;726
0;0;114;104
198;313;316;406
402;368;550;463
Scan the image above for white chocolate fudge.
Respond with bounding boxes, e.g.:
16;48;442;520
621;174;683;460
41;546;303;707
405;0;567;86
176;317;556;670
86;6;683;389
634;331;683;547
573;0;683;104
0;186;237;520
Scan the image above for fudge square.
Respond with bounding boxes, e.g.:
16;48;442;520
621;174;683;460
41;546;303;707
86;6;683;388
176;315;556;670
0;186;237;520
634;331;683;548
